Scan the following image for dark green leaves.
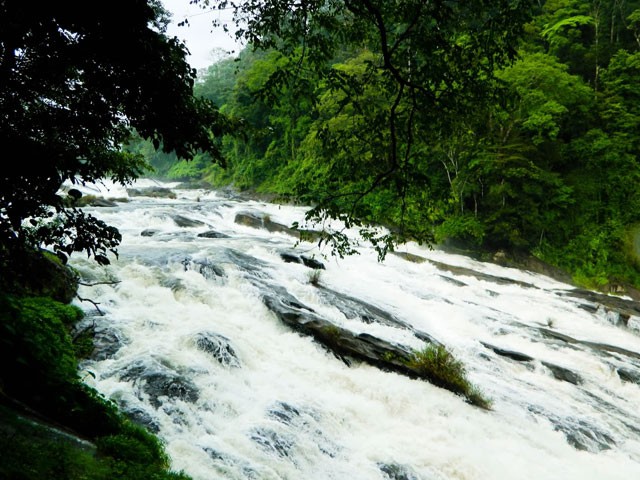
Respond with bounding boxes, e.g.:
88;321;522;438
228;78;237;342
0;1;227;263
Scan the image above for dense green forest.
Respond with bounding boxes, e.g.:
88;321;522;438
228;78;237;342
133;0;640;292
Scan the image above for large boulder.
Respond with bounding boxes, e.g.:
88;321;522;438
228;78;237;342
234;211;322;241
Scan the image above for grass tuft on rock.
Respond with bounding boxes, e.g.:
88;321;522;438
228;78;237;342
406;344;492;409
307;269;322;286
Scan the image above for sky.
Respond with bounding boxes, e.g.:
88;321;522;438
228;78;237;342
162;0;244;71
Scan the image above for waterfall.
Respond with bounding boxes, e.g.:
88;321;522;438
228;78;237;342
70;180;640;480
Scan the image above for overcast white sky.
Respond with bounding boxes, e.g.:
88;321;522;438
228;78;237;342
162;0;243;70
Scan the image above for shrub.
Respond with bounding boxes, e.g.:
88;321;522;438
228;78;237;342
406;344;492;409
307;269;322;286
0;295;82;393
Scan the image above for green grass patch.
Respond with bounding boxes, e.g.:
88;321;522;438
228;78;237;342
0;291;193;480
0;404;191;480
406;344;492;409
307;269;322;286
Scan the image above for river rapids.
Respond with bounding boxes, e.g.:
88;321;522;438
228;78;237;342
69;180;640;480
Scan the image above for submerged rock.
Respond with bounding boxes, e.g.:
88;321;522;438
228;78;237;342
183;257;226;280
542;362;582;385
140;372;199;408
141;228;159;237
267;402;301;426
90;325;128;361
617;368;640;385
197;230;230;239
234;210;322;241
558;419;616;452
528;406;616;452
316;286;411;329
127;186;176;198
194;332;241;368
118;360;199;408
280;251;326;270
257;282;418;377
250;427;294;459
171;214;205;228
481;342;534;362
378;462;422;480
122;404;160;433
557;288;640;324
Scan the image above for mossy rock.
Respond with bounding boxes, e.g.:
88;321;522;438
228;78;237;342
0;248;78;303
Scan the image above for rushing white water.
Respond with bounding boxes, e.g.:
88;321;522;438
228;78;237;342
70;180;640;480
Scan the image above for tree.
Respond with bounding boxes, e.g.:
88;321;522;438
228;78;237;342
0;0;226;264
194;0;534;252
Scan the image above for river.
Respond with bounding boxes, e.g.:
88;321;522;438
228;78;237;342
70;180;640;480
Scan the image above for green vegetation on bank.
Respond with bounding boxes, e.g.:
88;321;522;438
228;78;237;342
0;251;191;480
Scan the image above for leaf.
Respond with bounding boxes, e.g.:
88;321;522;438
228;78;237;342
542;15;594;44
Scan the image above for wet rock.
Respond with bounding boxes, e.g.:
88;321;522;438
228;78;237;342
541;362;582;385
235;211;290;234
280;252;301;264
558;419;616;452
254;279;488;405
581;341;640;361
301;255;325;270
123;405;160;433
315;285;441;345
202;447;225;461
537;327;579;345
427;258;536;288
127;186;176;198
183;257;225;280
89;197;118;207
171;214;205;228
201;448;261;479
315;286;412;330
118;360;199;408
557;288;640;322
194;332;241;368
439;275;468;287
378;462;422;480
90;325;127;361
267;401;303;426
197;230;230;238
617;368;640;385
235;211;322;241
265;401;339;458
258;283;415;371
161;404;191;427
224;249;269;274
142;372;199;408
141;228;159;237
280;251;325;270
250;427;294;458
528;406;616;452
66;193;121;208
481;342;534;362
391;251;428;264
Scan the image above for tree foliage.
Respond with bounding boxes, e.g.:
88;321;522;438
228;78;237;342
191;0;534;255
0;0;226;263
178;0;640;288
